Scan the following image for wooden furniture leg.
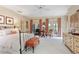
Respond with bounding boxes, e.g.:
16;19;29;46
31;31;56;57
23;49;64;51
32;47;34;53
25;45;27;52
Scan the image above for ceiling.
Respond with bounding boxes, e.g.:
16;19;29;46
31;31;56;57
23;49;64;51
2;5;71;17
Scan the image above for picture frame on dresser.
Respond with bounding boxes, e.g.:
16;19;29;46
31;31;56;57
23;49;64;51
0;15;5;24
6;16;14;25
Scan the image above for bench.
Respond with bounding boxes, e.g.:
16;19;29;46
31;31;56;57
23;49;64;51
24;37;40;53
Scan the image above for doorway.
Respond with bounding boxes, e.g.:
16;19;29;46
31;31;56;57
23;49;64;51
48;18;61;37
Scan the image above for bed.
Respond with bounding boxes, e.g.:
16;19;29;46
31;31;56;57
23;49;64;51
0;29;20;54
0;29;34;54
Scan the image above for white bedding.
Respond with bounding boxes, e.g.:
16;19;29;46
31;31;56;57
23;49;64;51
0;29;20;54
0;29;34;54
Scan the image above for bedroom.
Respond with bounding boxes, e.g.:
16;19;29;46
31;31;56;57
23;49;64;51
0;5;79;54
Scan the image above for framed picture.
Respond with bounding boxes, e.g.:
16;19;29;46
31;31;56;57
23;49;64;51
26;21;28;28
0;15;5;24
6;17;14;25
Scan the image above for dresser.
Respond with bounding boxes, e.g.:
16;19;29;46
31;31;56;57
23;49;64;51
63;33;79;53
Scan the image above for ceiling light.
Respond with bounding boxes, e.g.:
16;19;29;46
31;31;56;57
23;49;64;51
17;10;22;13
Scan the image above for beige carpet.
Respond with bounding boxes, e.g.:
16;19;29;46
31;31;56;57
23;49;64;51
23;37;71;54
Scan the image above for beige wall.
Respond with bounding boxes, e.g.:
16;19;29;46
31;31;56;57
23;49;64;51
0;6;30;32
21;17;30;32
67;5;79;32
67;5;79;15
0;6;20;26
61;16;68;33
0;5;73;33
33;19;39;24
61;6;79;33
